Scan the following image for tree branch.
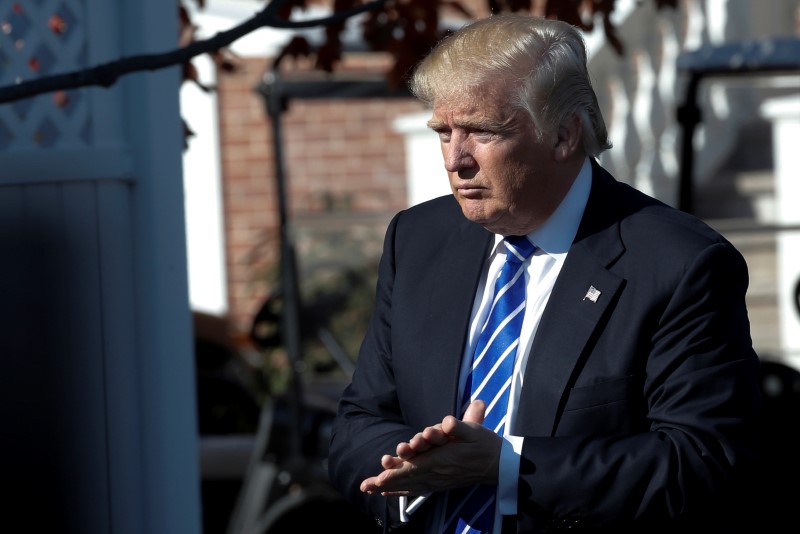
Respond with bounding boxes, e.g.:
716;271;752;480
0;0;388;104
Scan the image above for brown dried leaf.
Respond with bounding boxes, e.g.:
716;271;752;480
316;39;343;72
601;16;624;55
183;60;212;92
179;5;191;26
274;0;308;20
655;0;678;9
505;0;533;11
274;35;313;68
544;0;588;30
211;49;242;73
182;118;195;151
439;1;475;18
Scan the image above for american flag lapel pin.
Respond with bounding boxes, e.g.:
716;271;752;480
583;285;601;303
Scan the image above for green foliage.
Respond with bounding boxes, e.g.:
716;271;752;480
252;217;386;396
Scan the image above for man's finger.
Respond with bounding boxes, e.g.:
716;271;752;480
396;442;417;460
420;425;450;445
381;453;404;469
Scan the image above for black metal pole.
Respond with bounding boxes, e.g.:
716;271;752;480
265;70;305;462
677;73;702;215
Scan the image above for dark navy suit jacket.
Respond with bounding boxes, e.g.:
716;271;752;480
328;160;762;532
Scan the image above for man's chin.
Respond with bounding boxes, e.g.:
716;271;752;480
460;210;502;233
458;198;488;218
459;208;488;226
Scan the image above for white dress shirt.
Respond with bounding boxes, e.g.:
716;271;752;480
401;157;592;531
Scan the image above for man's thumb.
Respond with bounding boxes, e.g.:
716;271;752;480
442;400;486;436
463;399;486;424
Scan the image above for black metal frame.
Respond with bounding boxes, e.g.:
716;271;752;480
221;69;413;534
254;67;413;452
675;36;800;214
675;35;800;321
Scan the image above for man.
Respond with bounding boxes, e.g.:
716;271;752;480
328;14;761;533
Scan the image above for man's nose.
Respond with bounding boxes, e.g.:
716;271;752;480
443;134;475;173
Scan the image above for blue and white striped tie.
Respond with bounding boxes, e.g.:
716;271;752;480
444;235;535;534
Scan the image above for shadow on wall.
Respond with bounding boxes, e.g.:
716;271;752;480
1;224;87;533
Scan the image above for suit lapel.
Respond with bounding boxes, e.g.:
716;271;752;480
424;215;492;416
514;163;627;436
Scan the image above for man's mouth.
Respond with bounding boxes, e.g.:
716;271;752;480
456;186;485;199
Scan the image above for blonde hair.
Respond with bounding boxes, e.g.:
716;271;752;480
409;14;611;156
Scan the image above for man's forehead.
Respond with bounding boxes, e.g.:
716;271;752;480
430;97;518;127
429;81;518;121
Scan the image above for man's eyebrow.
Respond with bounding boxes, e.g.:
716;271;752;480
426;117;508;131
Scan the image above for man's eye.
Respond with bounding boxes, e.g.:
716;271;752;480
437;131;452;142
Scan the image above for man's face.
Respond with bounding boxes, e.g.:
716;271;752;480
428;90;567;236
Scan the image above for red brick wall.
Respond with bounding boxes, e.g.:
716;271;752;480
217;56;426;337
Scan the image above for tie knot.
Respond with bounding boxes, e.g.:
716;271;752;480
504;235;535;264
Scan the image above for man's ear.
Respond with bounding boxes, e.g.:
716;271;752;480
553;114;583;162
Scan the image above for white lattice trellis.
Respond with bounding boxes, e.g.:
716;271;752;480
0;0;90;150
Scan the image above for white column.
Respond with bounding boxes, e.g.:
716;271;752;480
763;94;800;367
393;112;451;206
182;54;228;315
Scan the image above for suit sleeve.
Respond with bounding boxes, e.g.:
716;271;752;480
515;241;762;531
328;211;418;530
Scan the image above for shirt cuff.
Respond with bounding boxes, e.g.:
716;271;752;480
497;435;522;515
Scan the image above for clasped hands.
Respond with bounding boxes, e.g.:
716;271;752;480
360;400;503;497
